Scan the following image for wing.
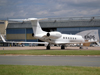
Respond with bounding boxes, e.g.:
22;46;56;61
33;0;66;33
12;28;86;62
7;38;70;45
6;41;48;45
0;35;48;45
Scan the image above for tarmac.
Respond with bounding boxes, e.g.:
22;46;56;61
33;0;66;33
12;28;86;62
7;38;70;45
0;46;100;50
0;55;100;67
0;46;100;67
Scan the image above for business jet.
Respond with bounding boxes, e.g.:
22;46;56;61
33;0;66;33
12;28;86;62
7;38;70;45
0;18;99;49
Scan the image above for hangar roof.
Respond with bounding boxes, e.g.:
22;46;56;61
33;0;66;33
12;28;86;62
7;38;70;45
7;17;100;28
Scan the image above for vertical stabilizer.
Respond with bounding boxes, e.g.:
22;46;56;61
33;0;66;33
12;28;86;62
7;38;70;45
9;18;46;36
31;20;44;35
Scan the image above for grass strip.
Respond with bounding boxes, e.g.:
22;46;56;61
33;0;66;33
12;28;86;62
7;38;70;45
0;65;100;75
0;50;100;55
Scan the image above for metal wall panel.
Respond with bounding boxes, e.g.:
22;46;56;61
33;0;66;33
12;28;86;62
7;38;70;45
26;28;33;33
6;34;25;40
26;40;38;42
26;34;36;40
7;28;25;34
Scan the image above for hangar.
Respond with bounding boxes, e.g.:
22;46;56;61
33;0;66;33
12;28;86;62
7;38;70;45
0;16;100;46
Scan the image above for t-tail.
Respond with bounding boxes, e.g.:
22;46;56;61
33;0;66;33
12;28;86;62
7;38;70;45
9;18;47;36
30;18;46;36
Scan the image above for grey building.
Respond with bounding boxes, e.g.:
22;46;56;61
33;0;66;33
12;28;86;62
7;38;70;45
1;16;100;46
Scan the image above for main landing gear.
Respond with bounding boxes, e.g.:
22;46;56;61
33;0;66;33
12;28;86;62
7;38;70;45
46;44;50;50
46;44;66;50
79;46;83;49
79;43;84;49
79;46;88;49
61;45;65;49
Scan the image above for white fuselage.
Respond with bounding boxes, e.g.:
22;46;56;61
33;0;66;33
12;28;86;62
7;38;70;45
35;33;85;45
54;34;84;44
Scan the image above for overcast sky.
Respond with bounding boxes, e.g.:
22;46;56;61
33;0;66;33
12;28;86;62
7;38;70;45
0;0;100;19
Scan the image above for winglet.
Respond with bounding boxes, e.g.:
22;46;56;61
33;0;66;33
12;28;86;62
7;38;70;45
0;35;6;42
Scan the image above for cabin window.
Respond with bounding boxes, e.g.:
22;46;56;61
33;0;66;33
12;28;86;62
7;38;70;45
63;37;65;39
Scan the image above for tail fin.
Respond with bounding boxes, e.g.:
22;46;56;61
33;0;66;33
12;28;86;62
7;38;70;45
9;18;47;36
76;30;99;41
0;35;6;42
30;18;45;36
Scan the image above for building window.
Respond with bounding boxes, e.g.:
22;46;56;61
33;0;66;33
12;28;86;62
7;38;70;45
0;22;4;24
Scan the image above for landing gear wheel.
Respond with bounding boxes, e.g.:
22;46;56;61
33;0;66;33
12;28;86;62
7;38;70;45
79;47;83;49
46;45;50;50
61;45;65;49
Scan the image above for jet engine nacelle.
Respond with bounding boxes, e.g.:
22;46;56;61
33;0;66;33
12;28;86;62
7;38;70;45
46;31;62;39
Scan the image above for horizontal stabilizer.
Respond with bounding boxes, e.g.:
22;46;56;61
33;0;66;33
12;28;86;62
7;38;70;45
9;18;47;22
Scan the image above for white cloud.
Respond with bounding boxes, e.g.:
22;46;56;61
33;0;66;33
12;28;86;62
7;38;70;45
0;0;100;19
